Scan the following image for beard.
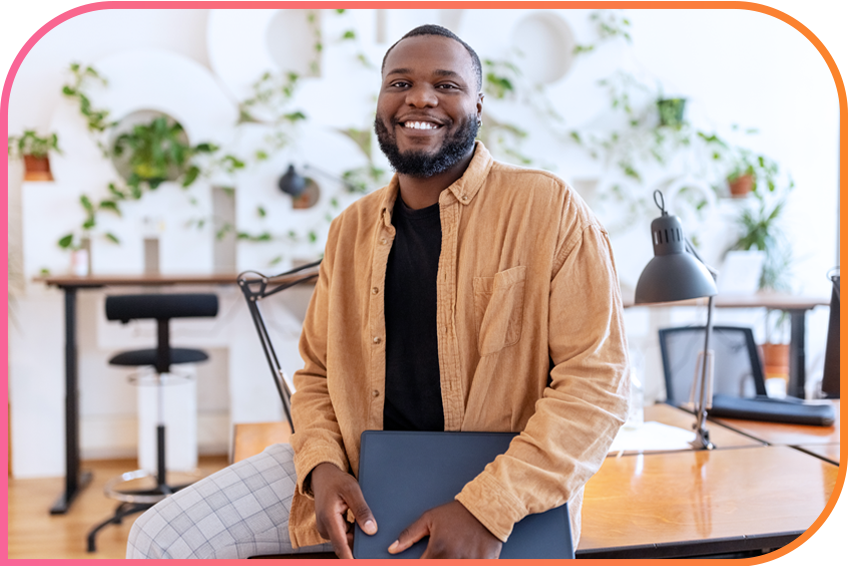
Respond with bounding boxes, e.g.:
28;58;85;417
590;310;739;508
374;113;479;178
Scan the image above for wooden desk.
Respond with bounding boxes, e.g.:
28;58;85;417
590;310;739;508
623;291;830;398
795;444;840;466
638;404;764;452
35;270;318;514
578;445;838;558
710;400;840;447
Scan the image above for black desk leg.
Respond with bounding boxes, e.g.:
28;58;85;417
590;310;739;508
787;309;807;399
50;286;92;514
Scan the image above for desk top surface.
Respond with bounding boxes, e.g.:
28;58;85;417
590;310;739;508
709;399;840;446
635;404;763;452
622;290;830;310
579;444;838;553
34;267;320;288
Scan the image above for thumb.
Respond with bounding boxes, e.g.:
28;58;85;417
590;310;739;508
341;479;378;536
388;515;430;555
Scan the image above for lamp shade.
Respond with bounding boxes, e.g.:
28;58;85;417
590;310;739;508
635;212;717;304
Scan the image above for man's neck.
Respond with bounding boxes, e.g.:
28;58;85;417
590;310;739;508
396;149;475;210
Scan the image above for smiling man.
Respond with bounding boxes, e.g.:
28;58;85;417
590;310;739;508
127;25;628;560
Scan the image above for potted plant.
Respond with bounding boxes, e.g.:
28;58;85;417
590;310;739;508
761;308;790;392
8;130;62;181
725;148;780;199
728;188;794;394
656;97;687;129
112;115;215;190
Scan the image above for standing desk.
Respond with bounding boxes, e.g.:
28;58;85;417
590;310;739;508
35;270;318;514
577;403;841;559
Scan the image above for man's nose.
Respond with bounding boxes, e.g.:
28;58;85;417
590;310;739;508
405;84;438;107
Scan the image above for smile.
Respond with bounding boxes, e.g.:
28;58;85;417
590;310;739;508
401;121;442;131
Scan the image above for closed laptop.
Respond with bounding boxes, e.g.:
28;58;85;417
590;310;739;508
353;430;574;559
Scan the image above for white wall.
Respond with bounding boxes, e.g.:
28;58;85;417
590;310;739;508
6;8;839;476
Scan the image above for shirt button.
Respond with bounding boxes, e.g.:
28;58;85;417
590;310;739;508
371;287;379;295
373;336;382;344
461;195;469;201
372;389;380;398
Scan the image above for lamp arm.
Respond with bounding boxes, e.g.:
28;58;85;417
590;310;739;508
692;294;715;450
237;259;323;432
684;237;719;281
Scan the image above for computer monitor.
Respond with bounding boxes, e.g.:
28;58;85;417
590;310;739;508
821;274;839;398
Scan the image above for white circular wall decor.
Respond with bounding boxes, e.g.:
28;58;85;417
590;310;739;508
459;9;626;129
208;9;322;104
85;48;238;150
266;9;323;78
510;11;577;85
208;8;381;130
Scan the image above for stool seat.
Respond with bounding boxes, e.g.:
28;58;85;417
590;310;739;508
109;348;209;367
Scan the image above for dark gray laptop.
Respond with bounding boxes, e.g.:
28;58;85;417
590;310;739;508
352;430;574;559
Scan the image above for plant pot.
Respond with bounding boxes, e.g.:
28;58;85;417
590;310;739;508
728;173;754;198
23;154;53;181
657;98;687;129
760;342;790;381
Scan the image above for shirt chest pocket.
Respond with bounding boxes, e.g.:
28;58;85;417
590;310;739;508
473;265;527;356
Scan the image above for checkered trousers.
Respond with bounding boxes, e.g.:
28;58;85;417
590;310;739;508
126;443;333;558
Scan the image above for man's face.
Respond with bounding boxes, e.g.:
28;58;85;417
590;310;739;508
375;35;483;178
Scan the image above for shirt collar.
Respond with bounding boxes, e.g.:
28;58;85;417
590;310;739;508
379;141;494;225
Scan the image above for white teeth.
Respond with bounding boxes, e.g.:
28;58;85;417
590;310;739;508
405;121;438;130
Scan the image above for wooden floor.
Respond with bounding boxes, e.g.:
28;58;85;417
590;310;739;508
8;455;229;559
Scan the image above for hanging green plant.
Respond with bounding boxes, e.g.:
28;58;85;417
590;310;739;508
62;63;113;133
8;130;61;159
8;130;62;181
656;98;687;129
112;116;217;190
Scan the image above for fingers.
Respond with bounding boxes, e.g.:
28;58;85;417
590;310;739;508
387;515;430;555
340;480;378;536
326;511;354;559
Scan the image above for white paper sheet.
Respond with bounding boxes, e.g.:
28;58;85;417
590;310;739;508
607;421;696;455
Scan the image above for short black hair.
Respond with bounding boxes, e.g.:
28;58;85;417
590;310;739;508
381;24;483;92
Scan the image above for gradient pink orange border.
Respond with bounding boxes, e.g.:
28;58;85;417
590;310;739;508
1;2;844;564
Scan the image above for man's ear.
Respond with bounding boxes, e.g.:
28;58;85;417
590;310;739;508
476;91;484;117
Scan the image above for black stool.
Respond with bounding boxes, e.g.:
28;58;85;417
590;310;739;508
87;293;218;552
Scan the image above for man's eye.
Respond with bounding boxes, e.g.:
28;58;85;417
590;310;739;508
437;84;458;89
390;81;409;88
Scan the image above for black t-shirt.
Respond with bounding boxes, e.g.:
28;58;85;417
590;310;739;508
382;196;445;431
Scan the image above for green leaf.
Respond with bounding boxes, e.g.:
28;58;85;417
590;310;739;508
80;195;94;212
255;150;268;161
257;206;266;218
269;255;283;266
283;111;307;122
194;142;217;153
62;86;76;96
98;200;121;216
104;232;120;244
308;230;317;243
182;165;200;187
58;234;74;249
342;30;356;40
82;218;96;230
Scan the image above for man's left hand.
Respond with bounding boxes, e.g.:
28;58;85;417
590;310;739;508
387;500;503;559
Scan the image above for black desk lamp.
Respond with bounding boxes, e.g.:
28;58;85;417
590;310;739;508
237;260;322;432
636;190;718;449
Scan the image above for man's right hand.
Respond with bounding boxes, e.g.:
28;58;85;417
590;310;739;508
310;462;378;559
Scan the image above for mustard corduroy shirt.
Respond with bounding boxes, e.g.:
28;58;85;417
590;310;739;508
288;142;629;548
